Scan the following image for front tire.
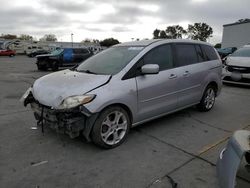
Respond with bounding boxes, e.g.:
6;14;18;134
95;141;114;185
37;63;48;71
197;85;216;112
91;106;131;149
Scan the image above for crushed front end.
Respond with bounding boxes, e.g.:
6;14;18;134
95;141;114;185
21;89;98;141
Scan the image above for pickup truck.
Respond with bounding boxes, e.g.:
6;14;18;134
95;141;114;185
36;48;93;71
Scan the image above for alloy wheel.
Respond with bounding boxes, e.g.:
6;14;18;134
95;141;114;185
100;111;128;145
204;88;215;110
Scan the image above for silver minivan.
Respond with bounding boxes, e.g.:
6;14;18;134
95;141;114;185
22;39;222;148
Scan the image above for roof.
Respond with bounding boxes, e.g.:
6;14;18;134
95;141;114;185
116;39;163;47
223;19;250;27
116;39;211;47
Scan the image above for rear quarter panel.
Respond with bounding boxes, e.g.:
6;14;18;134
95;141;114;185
201;59;222;97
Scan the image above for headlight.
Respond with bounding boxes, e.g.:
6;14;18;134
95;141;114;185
20;87;32;102
58;94;95;109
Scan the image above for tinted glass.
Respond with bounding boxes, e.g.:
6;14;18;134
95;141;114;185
73;48;89;54
231;48;250;57
201;45;218;61
195;45;205;62
73;49;80;53
143;44;173;71
175;44;198;66
76;46;143;75
81;49;89;54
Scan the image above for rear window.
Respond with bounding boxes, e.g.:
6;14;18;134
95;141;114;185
201;45;218;61
195;45;205;62
175;44;198;67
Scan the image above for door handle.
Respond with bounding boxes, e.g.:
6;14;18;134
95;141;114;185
169;74;177;79
183;71;190;77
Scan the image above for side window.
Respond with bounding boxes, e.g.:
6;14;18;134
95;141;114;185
73;49;89;54
175;44;198;67
195;45;205;62
81;49;89;54
73;49;80;54
143;44;173;71
201;45;218;61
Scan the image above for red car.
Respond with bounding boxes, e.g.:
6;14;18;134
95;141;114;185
0;49;16;57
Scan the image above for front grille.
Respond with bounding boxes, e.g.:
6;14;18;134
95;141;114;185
227;66;250;73
223;76;250;84
31;101;83;122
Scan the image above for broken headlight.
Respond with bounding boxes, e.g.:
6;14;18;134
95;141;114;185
20;87;32;103
58;95;96;109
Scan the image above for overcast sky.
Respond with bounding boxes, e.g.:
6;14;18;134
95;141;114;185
0;0;249;44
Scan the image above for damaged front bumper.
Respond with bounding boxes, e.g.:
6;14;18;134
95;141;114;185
22;92;98;141
216;130;250;188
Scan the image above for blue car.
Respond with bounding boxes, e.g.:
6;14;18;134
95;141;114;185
217;47;237;59
36;48;93;71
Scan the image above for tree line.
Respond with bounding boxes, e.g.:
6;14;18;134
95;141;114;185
153;22;213;42
0;34;58;42
1;22;213;47
0;34;120;47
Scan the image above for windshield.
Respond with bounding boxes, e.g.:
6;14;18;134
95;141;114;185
51;49;63;55
231;48;250;57
76;46;143;75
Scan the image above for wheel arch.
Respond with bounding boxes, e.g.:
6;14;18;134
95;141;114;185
98;103;134;124
83;103;134;142
207;81;219;96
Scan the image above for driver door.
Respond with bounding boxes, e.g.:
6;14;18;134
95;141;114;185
136;44;179;122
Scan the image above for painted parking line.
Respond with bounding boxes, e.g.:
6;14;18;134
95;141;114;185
198;124;250;155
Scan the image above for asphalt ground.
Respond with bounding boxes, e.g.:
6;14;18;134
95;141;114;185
0;55;250;188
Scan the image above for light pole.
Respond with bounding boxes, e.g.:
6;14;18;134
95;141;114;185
71;33;74;47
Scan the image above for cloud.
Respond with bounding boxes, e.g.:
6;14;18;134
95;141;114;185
0;0;249;43
112;26;131;32
43;0;91;13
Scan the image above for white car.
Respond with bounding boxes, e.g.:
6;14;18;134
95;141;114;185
222;46;250;85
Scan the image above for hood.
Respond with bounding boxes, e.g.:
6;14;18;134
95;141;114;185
226;56;250;67
32;69;111;108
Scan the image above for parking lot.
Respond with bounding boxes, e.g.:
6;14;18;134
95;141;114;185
0;55;250;188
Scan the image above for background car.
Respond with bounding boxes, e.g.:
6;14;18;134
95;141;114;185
217;47;237;59
36;48;93;71
222;46;250;85
0;49;16;57
27;49;50;57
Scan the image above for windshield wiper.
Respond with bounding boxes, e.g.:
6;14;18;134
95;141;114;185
78;69;97;74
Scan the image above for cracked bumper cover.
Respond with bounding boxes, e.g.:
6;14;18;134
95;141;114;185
24;93;98;141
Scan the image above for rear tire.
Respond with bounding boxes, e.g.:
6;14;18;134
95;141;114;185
51;61;59;71
197;85;216;112
91;106;131;149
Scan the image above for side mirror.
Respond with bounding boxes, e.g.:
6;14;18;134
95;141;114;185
141;64;159;75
